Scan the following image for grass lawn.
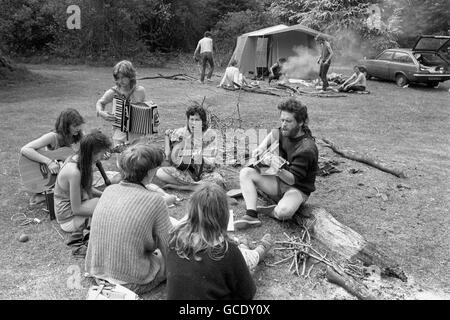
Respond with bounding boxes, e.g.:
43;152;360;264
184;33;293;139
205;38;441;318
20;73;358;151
0;63;449;300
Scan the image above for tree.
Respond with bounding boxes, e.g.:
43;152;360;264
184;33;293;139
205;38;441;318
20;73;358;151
393;0;450;47
212;9;279;65
269;0;401;58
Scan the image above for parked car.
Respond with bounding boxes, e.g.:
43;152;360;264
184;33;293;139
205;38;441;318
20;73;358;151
359;35;450;87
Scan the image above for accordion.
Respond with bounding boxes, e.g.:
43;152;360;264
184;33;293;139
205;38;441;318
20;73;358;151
112;97;159;135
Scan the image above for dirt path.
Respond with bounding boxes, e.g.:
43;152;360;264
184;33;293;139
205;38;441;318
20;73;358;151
0;64;449;299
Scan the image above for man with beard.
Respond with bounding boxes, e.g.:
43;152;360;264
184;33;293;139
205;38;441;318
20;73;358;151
234;98;319;230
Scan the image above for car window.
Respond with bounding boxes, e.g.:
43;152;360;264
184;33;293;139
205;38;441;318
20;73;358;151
438;42;450;63
418;52;449;66
377;51;394;61
392;52;414;64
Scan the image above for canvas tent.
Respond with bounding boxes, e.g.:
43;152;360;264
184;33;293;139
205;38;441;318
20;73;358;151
230;24;330;77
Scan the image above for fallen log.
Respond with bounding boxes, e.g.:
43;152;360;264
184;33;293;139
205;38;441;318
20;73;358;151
321;138;407;178
138;73;197;81
228;82;282;97
276;83;347;98
326;267;376;300
294;204;407;282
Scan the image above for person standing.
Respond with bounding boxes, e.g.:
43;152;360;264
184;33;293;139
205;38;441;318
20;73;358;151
194;31;214;84
96;60;147;147
316;35;333;92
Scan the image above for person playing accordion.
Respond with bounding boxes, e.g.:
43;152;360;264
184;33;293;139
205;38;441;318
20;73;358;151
96;60;147;147
234;98;319;230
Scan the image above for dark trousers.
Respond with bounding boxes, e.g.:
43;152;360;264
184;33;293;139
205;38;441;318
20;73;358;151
339;85;366;92
200;52;214;82
319;62;330;90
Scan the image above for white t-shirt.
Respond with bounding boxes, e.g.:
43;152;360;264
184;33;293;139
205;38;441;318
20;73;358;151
219;66;243;87
196;37;213;54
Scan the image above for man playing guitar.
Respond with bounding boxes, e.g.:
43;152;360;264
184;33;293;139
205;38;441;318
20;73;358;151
234;98;319;230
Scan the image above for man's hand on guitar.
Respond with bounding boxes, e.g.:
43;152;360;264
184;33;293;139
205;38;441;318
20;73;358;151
47;160;60;174
270;155;286;171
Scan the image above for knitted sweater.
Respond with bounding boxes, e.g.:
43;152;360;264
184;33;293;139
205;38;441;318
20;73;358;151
278;129;319;195
85;181;172;284
166;242;256;300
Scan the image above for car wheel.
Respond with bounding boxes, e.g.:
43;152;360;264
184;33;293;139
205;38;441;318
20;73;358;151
426;81;439;88
395;74;408;87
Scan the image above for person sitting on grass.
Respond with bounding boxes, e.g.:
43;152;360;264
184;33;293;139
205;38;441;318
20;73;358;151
268;58;286;84
338;66;367;92
218;58;248;89
154;104;224;191
166;183;273;300
85;143;173;296
20;108;85;206
234;98;318;230
54;130;112;233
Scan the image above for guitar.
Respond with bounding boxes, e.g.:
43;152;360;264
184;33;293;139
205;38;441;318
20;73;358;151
19;147;112;193
18;147;75;193
248;140;289;176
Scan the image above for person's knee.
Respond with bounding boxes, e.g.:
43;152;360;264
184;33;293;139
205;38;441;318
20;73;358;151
273;204;296;220
239;167;258;182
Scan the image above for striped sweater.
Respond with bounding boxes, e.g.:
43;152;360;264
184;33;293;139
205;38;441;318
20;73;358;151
85;181;173;284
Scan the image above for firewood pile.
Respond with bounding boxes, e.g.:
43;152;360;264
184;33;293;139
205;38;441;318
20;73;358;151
269;220;367;282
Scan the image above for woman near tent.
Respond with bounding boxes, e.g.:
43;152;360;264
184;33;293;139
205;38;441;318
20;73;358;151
154;104;224;191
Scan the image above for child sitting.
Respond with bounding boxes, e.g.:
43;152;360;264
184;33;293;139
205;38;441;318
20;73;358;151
166;183;273;300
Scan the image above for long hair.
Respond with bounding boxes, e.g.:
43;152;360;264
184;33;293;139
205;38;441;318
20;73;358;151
186;104;208;132
77;130;111;195
54;108;84;147
277;98;314;138
170;183;230;261
113;60;137;90
118;143;164;183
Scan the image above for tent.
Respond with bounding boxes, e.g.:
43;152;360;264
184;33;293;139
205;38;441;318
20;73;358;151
230;24;330;77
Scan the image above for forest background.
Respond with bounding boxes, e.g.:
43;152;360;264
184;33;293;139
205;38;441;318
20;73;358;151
1;0;449;70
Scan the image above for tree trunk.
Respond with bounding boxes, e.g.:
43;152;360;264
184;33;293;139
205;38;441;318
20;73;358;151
295;204;407;282
326;267;376;300
0;51;14;71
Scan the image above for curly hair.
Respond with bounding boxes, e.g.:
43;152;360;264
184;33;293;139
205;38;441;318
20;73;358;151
186;104;208;132
277;98;313;138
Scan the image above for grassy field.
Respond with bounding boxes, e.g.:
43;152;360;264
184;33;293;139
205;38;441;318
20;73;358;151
0;63;449;300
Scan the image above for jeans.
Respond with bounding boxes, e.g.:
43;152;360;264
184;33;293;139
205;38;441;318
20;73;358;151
319;62;330;90
200;52;214;82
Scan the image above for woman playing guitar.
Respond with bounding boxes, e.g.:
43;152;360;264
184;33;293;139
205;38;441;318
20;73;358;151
154;104;223;191
20;108;85;206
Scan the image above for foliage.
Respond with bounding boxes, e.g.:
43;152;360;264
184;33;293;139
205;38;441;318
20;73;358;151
393;0;450;47
268;0;402;58
211;9;279;66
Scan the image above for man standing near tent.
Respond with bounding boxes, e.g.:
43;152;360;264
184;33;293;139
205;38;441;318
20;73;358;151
316;35;333;91
194;31;214;84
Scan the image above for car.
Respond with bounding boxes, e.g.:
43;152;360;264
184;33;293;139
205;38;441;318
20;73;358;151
359;35;450;87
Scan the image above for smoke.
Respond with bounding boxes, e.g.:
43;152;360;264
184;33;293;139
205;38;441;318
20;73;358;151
281;46;319;80
334;29;366;63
